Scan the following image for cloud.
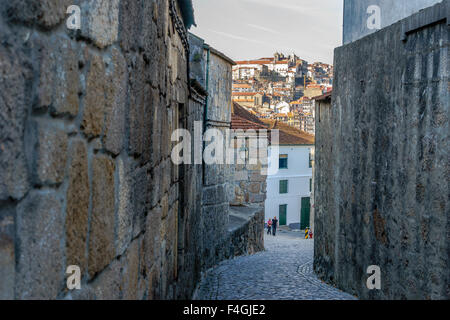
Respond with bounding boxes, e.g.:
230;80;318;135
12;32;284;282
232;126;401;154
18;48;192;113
209;30;267;45
247;23;281;35
241;0;338;18
241;0;314;16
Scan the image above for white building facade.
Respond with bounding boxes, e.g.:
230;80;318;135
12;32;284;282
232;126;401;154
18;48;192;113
275;101;290;114
265;144;314;229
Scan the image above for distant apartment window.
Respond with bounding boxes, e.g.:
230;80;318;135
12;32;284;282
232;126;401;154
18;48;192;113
309;150;313;168
310;178;312;192
279;154;288;169
279;180;288;194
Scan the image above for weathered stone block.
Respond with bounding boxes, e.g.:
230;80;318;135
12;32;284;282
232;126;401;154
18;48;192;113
64;285;96;300
150;93;163;165
158;40;168;94
165;204;178;281
103;48;127;155
144;205;162;273
32;122;68;186
137;236;147;299
132;163;152;237
161;194;169;220
6;0;71;28
161;159;171;195
0;209;14;299
234;170;248;181
91;258;122;300
159;103;170;158
203;165;218;186
51;38;80;117
88;156;115;278
249;193;265;204
232;185;244;206
118;0;143;52
0;45;30;201
66;140;89;270
147;263;161;300
80;0;120;49
16;191;64;299
33;37;54;111
143;86;161;166
116;157;133;256
81;51;106;137
122;239;140;300
29;36;79;117
202;187;217;206
249;172;266;183
151;163;162;208
246;162;262;171
127;53;146;156
248;182;261;194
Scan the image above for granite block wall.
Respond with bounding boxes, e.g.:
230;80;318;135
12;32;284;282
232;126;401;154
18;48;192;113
314;3;449;299
0;0;192;300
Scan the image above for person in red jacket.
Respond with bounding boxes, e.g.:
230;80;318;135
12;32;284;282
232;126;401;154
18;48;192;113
267;218;272;235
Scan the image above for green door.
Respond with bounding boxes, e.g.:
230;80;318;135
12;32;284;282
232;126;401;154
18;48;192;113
300;197;310;230
279;204;287;226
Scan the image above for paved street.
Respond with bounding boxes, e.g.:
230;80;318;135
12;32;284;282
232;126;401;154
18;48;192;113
194;230;357;300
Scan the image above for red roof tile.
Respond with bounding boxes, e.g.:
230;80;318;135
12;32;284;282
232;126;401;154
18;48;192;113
262;120;314;145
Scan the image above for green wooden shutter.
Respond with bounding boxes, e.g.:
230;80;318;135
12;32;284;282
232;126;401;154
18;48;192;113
279;205;287;225
279;180;288;194
300;197;310;230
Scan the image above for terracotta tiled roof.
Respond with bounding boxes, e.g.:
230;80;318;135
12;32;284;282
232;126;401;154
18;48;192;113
233;99;253;102
231;115;268;130
306;84;323;89
233;83;252;88
232;92;258;96
313;91;332;101
262;119;314;145
235;60;272;65
232;102;267;128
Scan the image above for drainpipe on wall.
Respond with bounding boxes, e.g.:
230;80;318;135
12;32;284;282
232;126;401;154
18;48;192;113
202;44;211;185
204;44;211;133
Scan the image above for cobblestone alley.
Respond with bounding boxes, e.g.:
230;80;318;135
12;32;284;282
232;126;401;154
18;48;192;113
194;231;357;300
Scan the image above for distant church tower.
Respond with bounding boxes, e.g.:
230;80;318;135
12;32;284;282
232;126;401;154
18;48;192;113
274;52;281;62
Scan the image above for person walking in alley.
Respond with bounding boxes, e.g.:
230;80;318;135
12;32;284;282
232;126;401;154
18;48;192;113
272;216;278;236
267;218;272;235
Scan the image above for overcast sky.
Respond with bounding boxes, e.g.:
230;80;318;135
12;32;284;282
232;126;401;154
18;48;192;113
190;0;343;65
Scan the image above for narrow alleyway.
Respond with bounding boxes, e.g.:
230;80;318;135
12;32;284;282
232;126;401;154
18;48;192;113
194;231;357;300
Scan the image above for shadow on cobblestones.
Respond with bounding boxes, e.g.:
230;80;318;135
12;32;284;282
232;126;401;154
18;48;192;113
193;231;357;300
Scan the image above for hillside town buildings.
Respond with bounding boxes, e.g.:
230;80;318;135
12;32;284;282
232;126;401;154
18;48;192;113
231;52;332;135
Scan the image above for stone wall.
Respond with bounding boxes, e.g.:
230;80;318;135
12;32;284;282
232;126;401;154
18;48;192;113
231;141;268;208
176;83;205;299
188;33;265;271
0;0;199;300
201;47;235;271
228;206;265;257
314;3;449;299
189;34;235;269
